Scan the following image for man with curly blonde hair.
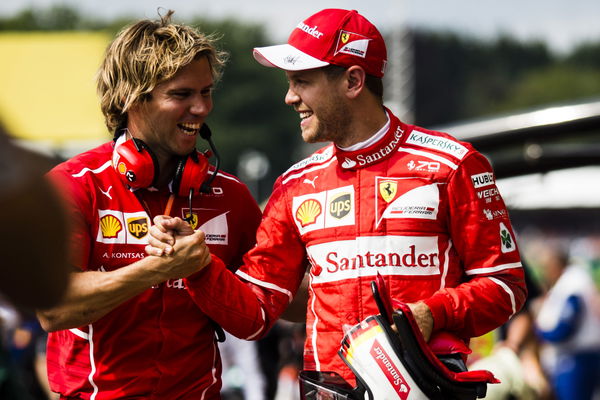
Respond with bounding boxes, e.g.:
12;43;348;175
38;10;261;399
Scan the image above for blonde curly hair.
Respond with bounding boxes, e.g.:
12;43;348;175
96;10;228;135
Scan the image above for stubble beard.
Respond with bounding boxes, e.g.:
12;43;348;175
303;96;352;145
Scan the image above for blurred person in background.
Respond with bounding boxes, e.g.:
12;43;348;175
469;262;552;400
36;10;261;399
146;7;527;392
534;246;600;400
0;125;69;399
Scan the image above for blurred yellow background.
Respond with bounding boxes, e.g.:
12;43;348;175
0;32;110;147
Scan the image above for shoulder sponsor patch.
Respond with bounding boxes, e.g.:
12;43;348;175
406;130;468;160
482;207;508;221
285;146;334;175
471;172;495;188
499;222;516;253
375;177;440;227
292;185;355;235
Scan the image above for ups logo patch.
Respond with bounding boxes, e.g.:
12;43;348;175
127;217;148;239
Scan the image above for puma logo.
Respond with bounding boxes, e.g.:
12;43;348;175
303;176;318;188
100;186;113;199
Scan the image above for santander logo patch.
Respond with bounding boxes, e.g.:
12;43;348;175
307;236;440;282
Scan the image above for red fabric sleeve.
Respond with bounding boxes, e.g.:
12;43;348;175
424;152;527;337
46;166;92;270
185;177;308;339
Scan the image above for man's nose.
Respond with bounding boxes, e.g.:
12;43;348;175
285;87;300;106
190;97;211;116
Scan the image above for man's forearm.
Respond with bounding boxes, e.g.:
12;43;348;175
37;257;167;331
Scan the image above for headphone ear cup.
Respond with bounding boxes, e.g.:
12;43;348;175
172;150;210;197
114;138;159;189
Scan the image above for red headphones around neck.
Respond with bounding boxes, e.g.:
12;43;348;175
113;135;210;197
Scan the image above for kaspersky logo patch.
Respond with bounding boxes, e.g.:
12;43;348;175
335;30;370;58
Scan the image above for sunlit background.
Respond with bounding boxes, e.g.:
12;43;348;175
1;1;599;399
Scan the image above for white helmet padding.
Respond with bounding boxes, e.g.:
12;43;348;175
298;274;499;400
338;275;499;399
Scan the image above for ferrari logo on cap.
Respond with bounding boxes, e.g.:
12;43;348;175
335;30;369;58
379;180;398;203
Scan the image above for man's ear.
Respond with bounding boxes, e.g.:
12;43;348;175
345;66;366;99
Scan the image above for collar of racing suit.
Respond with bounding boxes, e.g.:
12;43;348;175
335;107;406;170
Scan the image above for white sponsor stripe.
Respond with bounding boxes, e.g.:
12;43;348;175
489;277;517;315
465;262;522;275
69;328;89;340
284;146;334;175
215;171;242;183
397;147;458;170
200;340;219;400
236;270;293;303
244;308;267;340
308;274;321;370
87;324;99;400
282;157;336;185
72;160;112;178
439;240;452;289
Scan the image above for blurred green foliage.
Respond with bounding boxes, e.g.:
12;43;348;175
413;31;600;126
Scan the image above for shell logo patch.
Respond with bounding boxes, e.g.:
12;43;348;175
296;199;322;227
292;185;355;234
100;215;122;238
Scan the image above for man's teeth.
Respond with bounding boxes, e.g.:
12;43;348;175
178;123;201;135
300;111;312;120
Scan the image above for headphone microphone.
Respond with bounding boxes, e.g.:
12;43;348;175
198;124;220;194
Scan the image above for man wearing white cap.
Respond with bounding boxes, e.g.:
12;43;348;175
147;8;527;387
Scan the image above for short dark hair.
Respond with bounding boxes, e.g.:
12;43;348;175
322;64;383;102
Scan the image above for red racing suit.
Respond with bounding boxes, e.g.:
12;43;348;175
185;109;527;384
46;141;261;399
